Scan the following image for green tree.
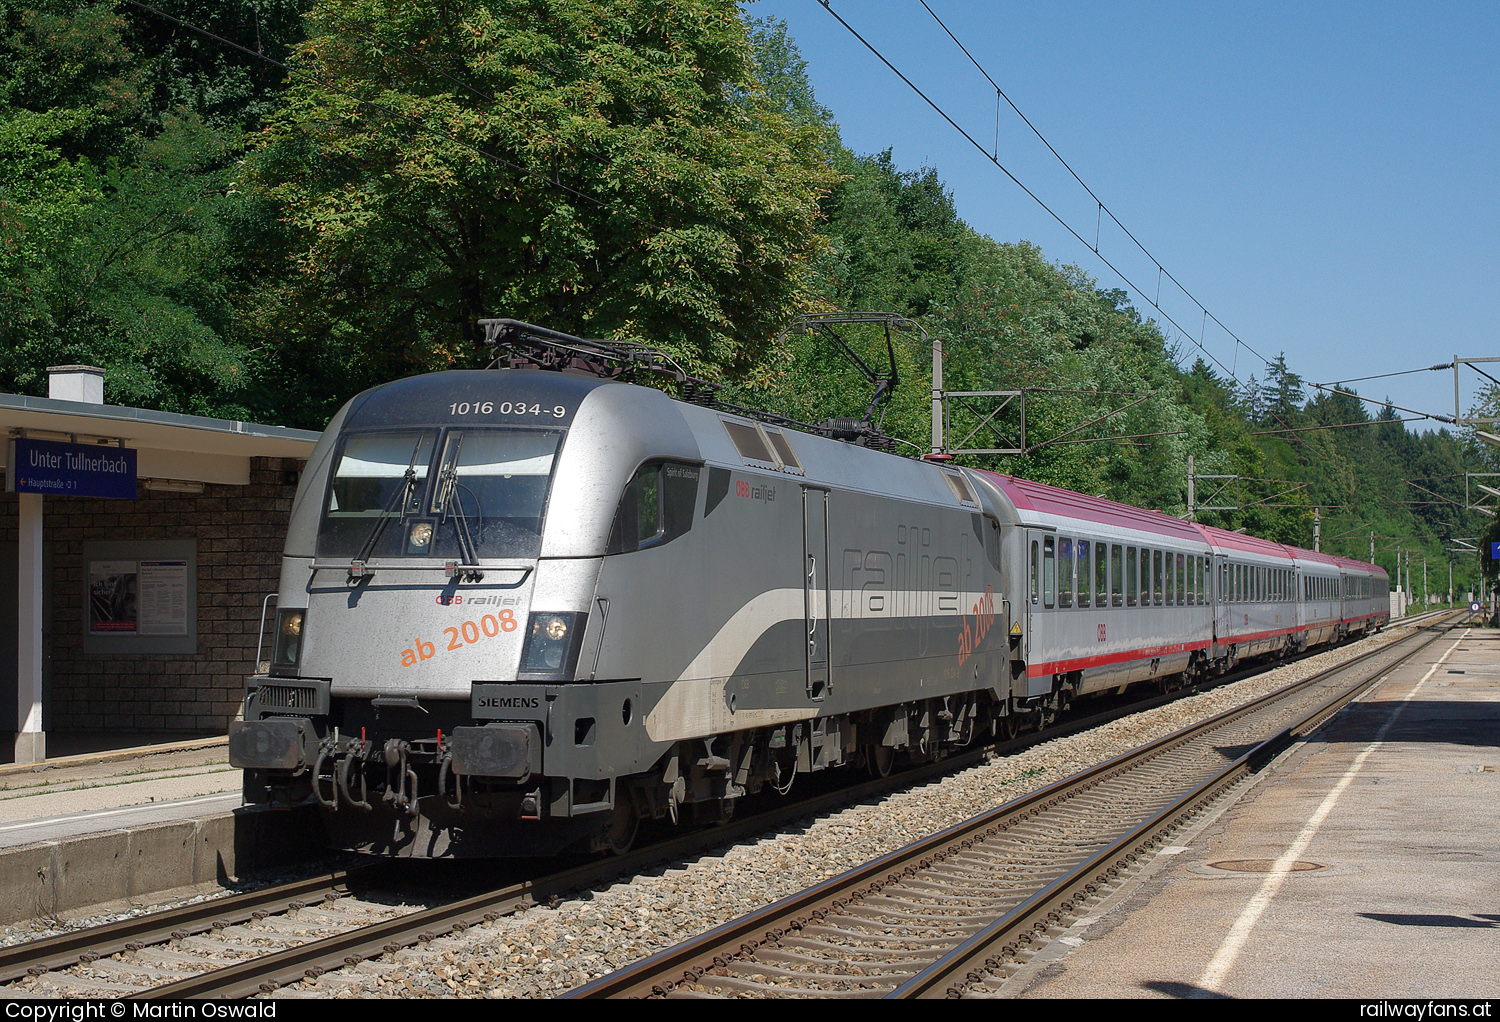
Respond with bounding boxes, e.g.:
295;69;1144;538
0;1;253;415
240;0;838;425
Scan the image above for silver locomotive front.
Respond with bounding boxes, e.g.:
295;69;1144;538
229;368;699;855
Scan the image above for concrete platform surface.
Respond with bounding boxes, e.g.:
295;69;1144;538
0;736;322;924
0;737;240;849
1015;625;1500;999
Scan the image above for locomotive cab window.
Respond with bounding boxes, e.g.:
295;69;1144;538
607;461;701;554
318;428;564;560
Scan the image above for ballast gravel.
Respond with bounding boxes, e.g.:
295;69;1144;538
270;623;1422;999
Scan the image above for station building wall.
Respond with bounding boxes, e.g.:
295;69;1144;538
0;456;298;734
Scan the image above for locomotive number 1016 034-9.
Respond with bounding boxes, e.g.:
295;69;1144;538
448;401;568;417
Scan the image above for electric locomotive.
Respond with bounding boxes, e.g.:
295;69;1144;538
231;321;1019;855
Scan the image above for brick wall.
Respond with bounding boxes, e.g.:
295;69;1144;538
0;457;299;734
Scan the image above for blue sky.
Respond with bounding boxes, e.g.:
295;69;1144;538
746;1;1500;431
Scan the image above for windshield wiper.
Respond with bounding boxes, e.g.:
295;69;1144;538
433;434;483;577
350;438;424;574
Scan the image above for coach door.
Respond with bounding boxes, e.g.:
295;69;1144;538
803;486;830;700
1212;554;1230;649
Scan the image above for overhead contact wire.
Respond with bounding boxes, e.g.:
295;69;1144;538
916;0;1271;372
817;1;1243;383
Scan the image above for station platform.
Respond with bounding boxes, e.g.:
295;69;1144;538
1011;625;1500;999
0;735;322;925
0;735;238;849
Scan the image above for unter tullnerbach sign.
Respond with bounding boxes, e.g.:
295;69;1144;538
7;437;137;499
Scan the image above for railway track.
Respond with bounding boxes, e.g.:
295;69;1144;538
566;613;1459;998
0;740;1011;997
0;615;1450;998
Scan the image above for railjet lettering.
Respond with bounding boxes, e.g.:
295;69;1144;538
734;479;775;502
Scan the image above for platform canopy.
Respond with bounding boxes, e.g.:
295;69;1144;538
2;368;321;764
0;388;318;487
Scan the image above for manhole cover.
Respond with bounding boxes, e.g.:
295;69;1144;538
1208;859;1325;873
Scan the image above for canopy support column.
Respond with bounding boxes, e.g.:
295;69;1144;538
15;492;43;763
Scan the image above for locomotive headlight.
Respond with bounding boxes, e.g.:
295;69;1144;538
271;609;306;673
409;522;434;549
518;612;588;681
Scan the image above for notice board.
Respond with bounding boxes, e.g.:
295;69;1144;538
81;540;197;655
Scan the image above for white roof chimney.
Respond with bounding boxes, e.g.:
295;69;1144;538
47;365;105;404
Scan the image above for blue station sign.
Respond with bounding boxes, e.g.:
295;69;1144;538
7;437;137;499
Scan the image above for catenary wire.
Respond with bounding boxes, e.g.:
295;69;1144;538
915;0;1272;371
816;0;1245;384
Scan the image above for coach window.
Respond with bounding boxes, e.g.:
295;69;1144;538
1043;536;1056;609
1030;540;1039;605
1187;557;1195;606
1150;549;1161;606
1095;542;1108;607
1111;544;1123;607
1176;554;1185;606
1077;540;1092;608
1059;538;1074;608
1166;551;1176;606
1125;547;1138;606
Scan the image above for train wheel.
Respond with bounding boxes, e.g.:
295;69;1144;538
605;799;639;856
868;744;895;777
1001;711;1020;741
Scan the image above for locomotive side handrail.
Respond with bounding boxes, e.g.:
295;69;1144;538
254;593;277;671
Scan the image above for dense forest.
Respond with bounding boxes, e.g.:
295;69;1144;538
2;0;1494;599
